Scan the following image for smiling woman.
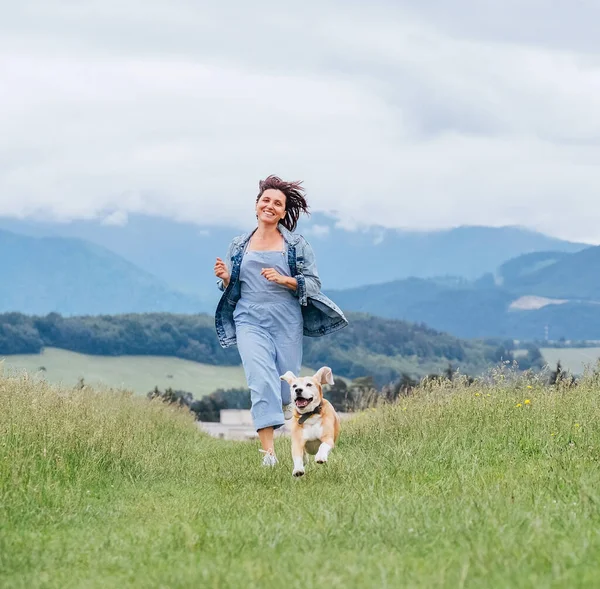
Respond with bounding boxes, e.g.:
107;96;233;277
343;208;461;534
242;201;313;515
213;175;347;466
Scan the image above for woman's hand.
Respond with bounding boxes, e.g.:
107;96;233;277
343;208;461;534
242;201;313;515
214;257;230;288
260;267;284;284
261;268;297;290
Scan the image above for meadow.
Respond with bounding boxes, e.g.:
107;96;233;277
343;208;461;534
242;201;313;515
0;347;248;397
2;367;600;588
540;347;600;376
0;348;328;399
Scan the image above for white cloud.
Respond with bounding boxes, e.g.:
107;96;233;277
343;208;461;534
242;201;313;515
101;210;128;226
1;1;600;243
305;224;331;238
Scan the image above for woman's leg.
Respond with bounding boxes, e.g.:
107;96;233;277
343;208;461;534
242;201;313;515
236;324;285;434
275;330;303;406
257;427;275;454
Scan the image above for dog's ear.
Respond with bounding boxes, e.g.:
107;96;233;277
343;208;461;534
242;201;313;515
280;371;296;384
314;366;334;386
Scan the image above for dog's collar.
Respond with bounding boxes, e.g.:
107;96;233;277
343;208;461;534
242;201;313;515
298;402;323;425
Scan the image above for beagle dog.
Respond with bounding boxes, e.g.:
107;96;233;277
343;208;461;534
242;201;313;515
280;366;340;477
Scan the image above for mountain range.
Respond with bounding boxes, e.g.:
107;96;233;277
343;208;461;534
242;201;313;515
0;229;202;316
1;213;598;341
328;246;600;341
0;212;586;297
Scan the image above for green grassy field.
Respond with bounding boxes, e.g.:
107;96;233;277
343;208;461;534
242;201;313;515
539;347;600;376
2;369;600;588
0;347;250;398
0;348;246;398
0;348;331;399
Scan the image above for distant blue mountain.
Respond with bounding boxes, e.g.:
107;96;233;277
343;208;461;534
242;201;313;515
0;229;207;316
497;246;600;300
0;214;587;308
328;244;600;341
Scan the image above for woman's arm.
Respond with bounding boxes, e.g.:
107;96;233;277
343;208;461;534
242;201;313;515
292;237;321;306
260;269;297;290
216;241;234;291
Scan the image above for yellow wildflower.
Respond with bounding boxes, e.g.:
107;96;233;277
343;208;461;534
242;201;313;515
527;385;533;389
475;392;481;397
575;423;580;428
524;399;531;405
516;403;522;408
551;432;556;436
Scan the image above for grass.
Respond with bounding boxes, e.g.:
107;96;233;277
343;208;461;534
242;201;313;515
0;348;318;398
2;367;600;588
0;348;328;399
348;347;479;381
0;347;248;398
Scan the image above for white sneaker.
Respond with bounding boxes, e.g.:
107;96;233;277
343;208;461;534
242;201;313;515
283;402;294;420
260;449;278;467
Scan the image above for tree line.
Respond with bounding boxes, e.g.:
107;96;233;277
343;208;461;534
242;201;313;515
0;311;543;385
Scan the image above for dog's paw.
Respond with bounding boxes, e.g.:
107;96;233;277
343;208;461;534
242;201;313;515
315;442;332;465
292;468;305;477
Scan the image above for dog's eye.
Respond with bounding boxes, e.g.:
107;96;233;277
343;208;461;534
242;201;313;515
292;384;296;388
306;383;313;387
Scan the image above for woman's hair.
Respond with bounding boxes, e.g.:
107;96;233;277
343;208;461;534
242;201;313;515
256;174;309;232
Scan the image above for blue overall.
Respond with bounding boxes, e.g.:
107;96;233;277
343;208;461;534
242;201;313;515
233;248;303;431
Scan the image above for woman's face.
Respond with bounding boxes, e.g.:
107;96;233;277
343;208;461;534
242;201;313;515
256;189;286;226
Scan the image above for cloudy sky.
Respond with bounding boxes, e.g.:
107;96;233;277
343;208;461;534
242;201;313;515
2;1;600;242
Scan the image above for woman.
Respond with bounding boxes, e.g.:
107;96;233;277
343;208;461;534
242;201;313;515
214;175;348;466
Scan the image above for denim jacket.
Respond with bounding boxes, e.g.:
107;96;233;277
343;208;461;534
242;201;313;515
215;224;348;348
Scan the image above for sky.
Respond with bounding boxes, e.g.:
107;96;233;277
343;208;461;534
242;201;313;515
1;1;600;242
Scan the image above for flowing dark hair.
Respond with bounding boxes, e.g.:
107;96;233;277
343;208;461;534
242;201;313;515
256;175;309;232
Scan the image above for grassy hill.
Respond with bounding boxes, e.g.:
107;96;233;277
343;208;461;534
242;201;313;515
0;229;208;315
0;347;250;398
2;372;600;587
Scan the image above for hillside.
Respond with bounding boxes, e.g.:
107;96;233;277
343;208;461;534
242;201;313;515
497;251;571;287
328;243;600;341
0;311;538;385
499;246;600;300
0;214;587;296
328;281;513;338
0;347;250;398
328;274;600;341
3;371;600;587
0;229;208;315
326;277;469;320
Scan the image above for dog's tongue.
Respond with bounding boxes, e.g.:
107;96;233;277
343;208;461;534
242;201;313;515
295;398;309;408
